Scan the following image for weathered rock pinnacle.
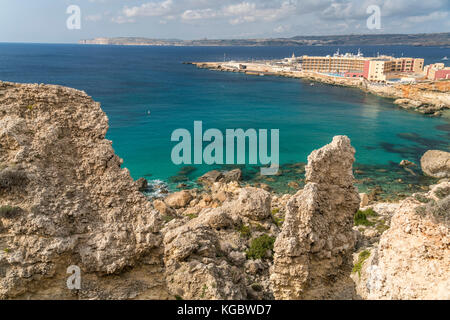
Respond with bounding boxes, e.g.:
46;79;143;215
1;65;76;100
271;136;360;299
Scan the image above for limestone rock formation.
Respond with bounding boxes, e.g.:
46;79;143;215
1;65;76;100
162;186;276;300
420;150;450;178
164;190;192;209
354;182;450;299
0;82;167;299
1;81;448;300
197;169;242;187
271;136;360;299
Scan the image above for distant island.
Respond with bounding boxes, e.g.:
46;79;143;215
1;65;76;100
79;32;450;47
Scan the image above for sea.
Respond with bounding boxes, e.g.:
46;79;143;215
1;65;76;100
0;43;449;198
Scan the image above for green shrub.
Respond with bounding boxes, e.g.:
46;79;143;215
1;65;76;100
414;196;449;223
414;193;431;203
434;187;450;200
376;223;389;234
352;250;371;277
162;215;175;223
271;208;284;227
0;205;21;218
237;224;251;239
429;196;449;221
354;209;376;226
200;284;208;298
251;283;263;292
186;213;198;220
246;234;275;260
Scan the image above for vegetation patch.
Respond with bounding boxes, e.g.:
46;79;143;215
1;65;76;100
271;208;284;227
354;209;376;226
352;250;371;277
0;205;21;219
376;223;389;234
414;197;449;223
0;169;28;189
272;214;284;228
434;187;450;200
414;193;431;203
186;213;198;220
246;234;275;260
162;215;175;223
237;224;251;239
251;283;263;292
200;284;208;299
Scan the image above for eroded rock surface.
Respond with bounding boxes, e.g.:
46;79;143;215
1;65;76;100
0;82;167;299
354;182;450;299
420;150;450;178
271;136;360;299
1;81;448;300
162;185;277;300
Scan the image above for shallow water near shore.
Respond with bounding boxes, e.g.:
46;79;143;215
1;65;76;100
0;43;448;199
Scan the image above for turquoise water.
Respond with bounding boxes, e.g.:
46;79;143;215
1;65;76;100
0;43;448;196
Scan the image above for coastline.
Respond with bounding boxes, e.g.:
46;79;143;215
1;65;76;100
1;81;448;300
188;61;450;117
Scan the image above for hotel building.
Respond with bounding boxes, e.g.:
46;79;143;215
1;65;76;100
300;51;424;82
424;63;450;80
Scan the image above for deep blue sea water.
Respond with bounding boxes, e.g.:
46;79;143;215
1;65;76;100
0;43;449;196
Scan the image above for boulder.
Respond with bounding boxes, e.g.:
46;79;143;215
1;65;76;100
164;190;193;208
222;169;242;183
135;177;148;191
197;170;223;186
421;150;450;178
197;169;242;187
399;160;415;168
228;187;271;221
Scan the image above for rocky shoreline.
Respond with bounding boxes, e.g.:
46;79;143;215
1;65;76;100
189;62;450;117
0;81;449;300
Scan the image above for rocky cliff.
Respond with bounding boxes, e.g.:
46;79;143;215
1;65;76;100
0;81;448;300
353;182;449;299
0;82;167;299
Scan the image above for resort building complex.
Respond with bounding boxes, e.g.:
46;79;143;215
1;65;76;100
206;50;447;85
300;50;425;82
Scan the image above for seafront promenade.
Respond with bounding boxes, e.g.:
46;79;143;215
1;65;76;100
188;61;450;117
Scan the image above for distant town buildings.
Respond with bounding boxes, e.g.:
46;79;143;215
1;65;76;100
210;50;447;85
423;63;450;80
300;50;425;82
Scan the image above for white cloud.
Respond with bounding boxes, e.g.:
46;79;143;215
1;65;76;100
85;14;103;22
181;8;218;20
111;16;135;24
123;0;174;18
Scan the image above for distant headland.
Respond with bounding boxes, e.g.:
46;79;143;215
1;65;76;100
79;32;450;47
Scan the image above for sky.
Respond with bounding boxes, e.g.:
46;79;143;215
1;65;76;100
0;0;449;43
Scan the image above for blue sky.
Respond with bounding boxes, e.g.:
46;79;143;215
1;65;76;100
0;0;449;43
